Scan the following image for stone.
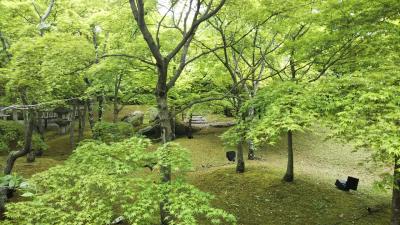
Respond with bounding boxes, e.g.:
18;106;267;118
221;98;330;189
190;115;207;124
148;107;159;122
111;216;124;224
121;111;144;127
55;118;70;135
210;121;236;128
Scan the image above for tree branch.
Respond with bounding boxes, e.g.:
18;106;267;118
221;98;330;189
165;0;226;62
129;0;164;65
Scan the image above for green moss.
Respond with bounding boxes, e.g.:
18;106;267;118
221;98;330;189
189;166;390;225
176;125;390;224
0;109;391;224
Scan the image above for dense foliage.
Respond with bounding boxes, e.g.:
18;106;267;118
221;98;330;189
314;68;400;173
4;137;235;225
93;121;134;143
246;81;316;146
0;120;47;153
0;0;399;224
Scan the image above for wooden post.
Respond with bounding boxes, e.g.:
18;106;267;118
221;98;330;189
12;110;18;121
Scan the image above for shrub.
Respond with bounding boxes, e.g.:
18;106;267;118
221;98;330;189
0;121;48;153
4;138;236;225
92;121;134;143
31;134;48;152
0;121;24;152
0;174;25;190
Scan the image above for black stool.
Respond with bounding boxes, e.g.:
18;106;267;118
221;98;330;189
226;151;236;162
335;176;359;191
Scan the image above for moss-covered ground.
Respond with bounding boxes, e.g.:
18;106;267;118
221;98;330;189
0;106;392;224
176;126;391;225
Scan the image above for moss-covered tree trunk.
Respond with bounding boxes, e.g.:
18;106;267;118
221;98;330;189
283;130;294;182
391;156;400;225
0;104;35;225
156;66;173;225
78;103;85;142
33;111;45;157
4;111;35;173
113;74;123;123
247;139;255;160
86;98;95;131
69;104;76;148
113;98;119;123
97;95;104;122
247;105;256;160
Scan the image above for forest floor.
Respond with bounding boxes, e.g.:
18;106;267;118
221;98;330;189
0;106;392;225
181;127;391;225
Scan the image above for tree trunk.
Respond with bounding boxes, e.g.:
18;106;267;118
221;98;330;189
391;156;400;225
79;104;87;141
247;106;256;160
26;151;35;163
158;95;173;225
248;140;255;160
86;98;95;131
26;110;38;163
157;96;173;142
0;186;7;219
69;104;76;148
156;66;173;225
36;112;45;140
113;74;123;123
12;110;18;121
4;110;35;174
33;111;45;157
98;95;104;122
113;99;119;123
170;107;176;140
78;104;83;141
23;110;28;127
283;130;294;182
187;113;193;139
236;138;245;173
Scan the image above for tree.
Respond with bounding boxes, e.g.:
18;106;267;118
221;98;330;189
128;1;225;223
310;0;400;221
202;0;290;172
243;0;389;182
4;33;94;170
313;68;399;224
246;81;315;182
86;58;154;123
4;137;236;225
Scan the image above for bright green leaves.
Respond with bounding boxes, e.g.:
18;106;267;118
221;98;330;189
0;120;47;153
246;81;316;147
92;121;135;144
221;122;247;147
0;174;25;189
68;137;152;175
125;180;236;225
314;69;400;161
0;120;24;152
6;32;94;103
5;137;235;225
85;58;155;106
156;142;193;173
163;180;237;225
